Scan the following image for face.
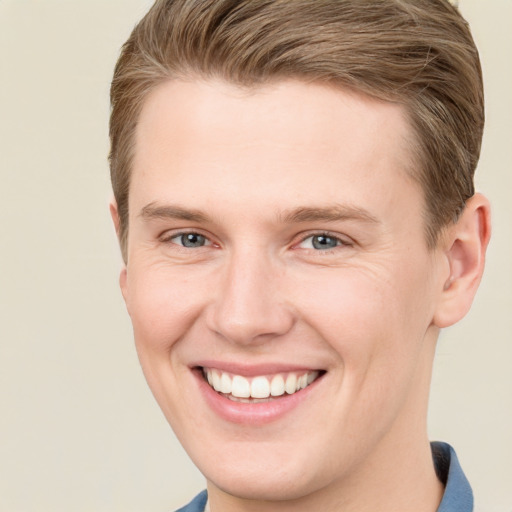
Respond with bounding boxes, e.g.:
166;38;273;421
119;80;448;503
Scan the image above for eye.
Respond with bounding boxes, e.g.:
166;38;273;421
169;232;211;248
298;234;346;250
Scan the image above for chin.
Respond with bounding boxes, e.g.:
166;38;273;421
193;444;332;502
207;468;317;502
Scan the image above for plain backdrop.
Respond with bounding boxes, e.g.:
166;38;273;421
0;1;510;510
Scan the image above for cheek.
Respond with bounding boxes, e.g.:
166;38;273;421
124;266;207;424
294;268;394;337
291;266;434;445
294;260;434;369
125;264;206;352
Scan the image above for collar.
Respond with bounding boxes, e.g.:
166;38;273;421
432;441;474;512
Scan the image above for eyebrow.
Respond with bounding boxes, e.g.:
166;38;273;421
280;205;380;225
139;202;380;225
139;202;209;223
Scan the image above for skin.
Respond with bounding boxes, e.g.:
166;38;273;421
111;79;490;512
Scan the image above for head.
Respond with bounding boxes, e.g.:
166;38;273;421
109;1;490;508
110;0;484;262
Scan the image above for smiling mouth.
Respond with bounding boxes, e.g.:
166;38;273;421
201;367;324;403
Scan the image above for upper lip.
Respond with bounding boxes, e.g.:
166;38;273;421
192;360;324;377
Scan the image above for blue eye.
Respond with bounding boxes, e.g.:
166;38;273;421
312;235;338;250
172;233;209;248
299;234;342;250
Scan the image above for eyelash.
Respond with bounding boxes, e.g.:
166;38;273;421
295;232;353;253
159;230;353;253
160;230;214;248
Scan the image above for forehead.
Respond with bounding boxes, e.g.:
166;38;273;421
134;79;413;164
131;79;421;227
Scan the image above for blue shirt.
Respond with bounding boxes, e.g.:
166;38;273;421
175;442;473;512
433;442;473;512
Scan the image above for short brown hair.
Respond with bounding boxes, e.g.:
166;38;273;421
110;0;484;260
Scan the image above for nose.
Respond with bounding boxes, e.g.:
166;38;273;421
205;249;295;346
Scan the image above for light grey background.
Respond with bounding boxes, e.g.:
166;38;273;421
0;1;510;510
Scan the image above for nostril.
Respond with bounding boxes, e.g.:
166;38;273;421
205;303;296;346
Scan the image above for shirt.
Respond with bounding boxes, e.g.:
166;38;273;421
175;441;473;512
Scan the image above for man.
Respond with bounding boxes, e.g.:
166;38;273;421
109;1;491;510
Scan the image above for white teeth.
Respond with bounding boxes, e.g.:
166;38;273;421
203;368;321;400
307;371;319;384
270;375;285;396
251;376;270;399
220;373;232;394
212;371;222;392
285;373;297;394
231;375;250;398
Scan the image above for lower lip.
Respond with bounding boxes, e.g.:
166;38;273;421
193;369;323;425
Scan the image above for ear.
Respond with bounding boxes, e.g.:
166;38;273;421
433;193;491;328
109;198;122;237
109;199;129;307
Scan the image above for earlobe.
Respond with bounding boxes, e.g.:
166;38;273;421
433;193;491;328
